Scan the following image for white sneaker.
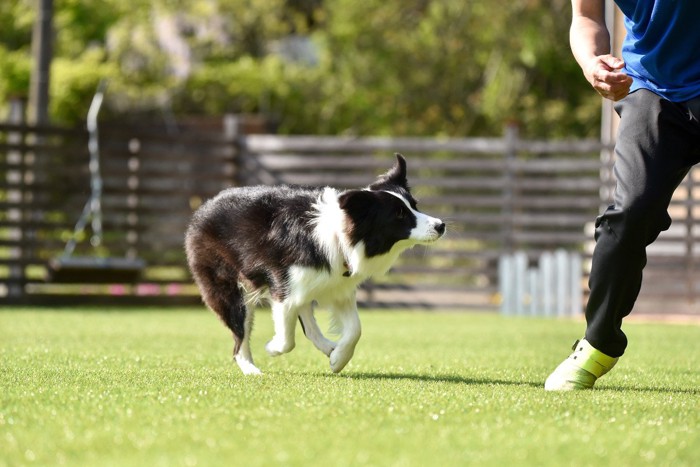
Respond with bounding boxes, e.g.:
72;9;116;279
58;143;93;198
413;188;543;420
544;339;618;391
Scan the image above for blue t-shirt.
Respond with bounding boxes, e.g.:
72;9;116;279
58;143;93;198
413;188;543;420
615;0;700;102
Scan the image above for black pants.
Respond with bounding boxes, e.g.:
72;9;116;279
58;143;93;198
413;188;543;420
585;89;700;357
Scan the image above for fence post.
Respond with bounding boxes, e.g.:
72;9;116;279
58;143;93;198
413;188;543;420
539;251;554;316
683;171;696;304
554;249;569;317
126;136;141;260
498;254;513;315
569;251;583;315
502;123;519;254
6;99;26;299
223;114;243;186
526;267;539;316
513;251;527;315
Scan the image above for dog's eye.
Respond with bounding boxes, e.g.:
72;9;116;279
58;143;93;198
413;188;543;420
397;208;405;219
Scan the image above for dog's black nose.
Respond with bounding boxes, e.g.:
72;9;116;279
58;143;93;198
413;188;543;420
435;222;446;236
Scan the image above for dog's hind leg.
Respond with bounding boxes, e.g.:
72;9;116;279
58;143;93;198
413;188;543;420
328;294;362;373
206;283;261;375
298;304;336;357
232;302;261;376
188;240;261;375
265;301;298;356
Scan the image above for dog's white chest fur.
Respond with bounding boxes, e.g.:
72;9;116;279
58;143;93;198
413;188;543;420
286;243;402;308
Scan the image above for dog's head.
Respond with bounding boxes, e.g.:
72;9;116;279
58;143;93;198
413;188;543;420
338;153;445;257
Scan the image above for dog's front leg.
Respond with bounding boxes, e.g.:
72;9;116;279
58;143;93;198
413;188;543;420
329;295;361;373
265;301;297;356
298;304;336;357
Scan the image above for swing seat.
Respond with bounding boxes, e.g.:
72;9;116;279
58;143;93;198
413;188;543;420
47;256;146;284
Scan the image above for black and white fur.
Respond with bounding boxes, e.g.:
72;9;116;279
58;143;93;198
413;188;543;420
185;154;445;375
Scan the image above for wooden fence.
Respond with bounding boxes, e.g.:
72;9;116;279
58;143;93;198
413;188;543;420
1;119;698;313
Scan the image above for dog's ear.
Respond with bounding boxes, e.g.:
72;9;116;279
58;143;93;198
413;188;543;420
338;190;383;250
369;153;408;191
338;189;376;214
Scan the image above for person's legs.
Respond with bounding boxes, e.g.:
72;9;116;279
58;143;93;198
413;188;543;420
585;90;700;356
546;90;700;390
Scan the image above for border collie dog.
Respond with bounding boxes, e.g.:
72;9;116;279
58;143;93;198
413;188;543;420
185;154;445;375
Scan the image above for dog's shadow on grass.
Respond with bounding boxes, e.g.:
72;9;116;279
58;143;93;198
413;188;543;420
321;372;700;394
330;371;543;389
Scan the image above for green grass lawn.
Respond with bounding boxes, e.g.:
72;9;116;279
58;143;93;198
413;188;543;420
1;307;698;467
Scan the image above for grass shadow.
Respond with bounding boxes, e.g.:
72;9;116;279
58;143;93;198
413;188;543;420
597;384;700;395
329;371;543;388
319;371;699;395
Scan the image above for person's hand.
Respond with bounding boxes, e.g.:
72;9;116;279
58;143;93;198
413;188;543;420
584;55;633;101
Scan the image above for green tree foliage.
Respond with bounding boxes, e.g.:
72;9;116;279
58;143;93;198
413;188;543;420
0;1;33;101
309;0;599;136
0;0;600;137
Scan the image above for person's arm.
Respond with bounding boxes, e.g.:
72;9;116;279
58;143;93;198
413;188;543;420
570;0;632;101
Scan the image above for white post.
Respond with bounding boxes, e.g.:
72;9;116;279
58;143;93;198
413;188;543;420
527;268;539;315
540;251;554;316
555;249;569;317
498;255;513;315
514;251;528;316
569;252;583;315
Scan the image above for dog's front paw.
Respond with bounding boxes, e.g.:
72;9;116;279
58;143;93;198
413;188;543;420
329;346;354;373
317;338;337;357
265;338;295;357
